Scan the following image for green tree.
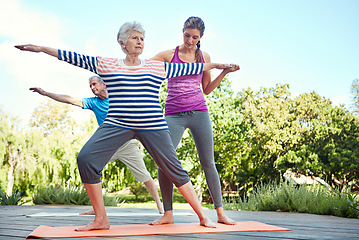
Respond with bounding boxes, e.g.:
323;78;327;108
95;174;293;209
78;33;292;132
0;107;25;196
206;78;244;195
350;78;359;114
280;92;359;190
30;99;77;135
233;84;301;194
11;101;92;195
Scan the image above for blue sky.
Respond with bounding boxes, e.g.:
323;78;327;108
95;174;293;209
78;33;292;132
0;0;358;126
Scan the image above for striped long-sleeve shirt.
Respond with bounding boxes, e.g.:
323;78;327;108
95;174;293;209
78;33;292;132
58;50;204;131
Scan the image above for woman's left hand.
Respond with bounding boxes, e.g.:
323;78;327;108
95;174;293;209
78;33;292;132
224;64;240;73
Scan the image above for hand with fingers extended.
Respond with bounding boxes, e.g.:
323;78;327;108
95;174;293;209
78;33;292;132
29;87;46;95
14;44;59;58
223;63;240;74
15;44;43;53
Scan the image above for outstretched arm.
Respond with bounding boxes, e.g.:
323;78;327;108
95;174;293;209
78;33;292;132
30;87;83;108
165;62;235;79
14;44;59;58
202;64;240;95
153;50;231;71
16;44;99;76
202;63;232;72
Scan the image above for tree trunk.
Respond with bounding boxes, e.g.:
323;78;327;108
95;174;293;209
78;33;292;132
6;143;18;197
6;162;15;196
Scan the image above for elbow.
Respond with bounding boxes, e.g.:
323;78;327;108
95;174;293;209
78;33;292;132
203;90;211;95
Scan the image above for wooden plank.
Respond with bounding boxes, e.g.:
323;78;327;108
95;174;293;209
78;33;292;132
1;205;359;240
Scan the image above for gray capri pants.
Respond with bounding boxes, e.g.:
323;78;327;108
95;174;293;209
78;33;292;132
77;124;190;187
109;139;152;183
159;110;223;210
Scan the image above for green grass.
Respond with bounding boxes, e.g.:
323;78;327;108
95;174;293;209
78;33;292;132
119;202;202;210
32;184;122;206
115;188;188;203
25;181;359;219
30;184;209;210
223;180;359;218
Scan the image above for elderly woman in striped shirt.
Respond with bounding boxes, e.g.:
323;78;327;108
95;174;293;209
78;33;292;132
15;21;236;231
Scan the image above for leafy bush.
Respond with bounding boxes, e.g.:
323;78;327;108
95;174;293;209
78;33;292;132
32;184;121;206
224;180;359;218
344;191;359;218
0;188;23;205
129;182;148;201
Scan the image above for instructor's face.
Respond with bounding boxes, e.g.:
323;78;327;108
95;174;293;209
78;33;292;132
183;28;201;50
89;78;106;96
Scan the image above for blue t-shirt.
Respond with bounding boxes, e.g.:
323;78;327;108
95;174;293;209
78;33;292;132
82;97;109;125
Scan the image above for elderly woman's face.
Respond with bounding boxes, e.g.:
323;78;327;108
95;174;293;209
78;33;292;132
123;31;144;55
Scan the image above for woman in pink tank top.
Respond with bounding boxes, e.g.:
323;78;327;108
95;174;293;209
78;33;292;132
151;16;240;226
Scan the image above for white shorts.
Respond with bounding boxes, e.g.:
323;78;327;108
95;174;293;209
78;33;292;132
109;139;152;183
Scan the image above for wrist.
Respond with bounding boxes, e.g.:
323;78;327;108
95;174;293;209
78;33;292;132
222;69;230;74
36;46;43;53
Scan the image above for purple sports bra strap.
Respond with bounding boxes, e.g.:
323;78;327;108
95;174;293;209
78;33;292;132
171;46;205;63
171;46;180;63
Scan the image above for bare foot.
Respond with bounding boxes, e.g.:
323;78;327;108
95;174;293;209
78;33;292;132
75;217;110;231
149;211;174;225
79;208;95;215
218;215;237;225
200;216;217;228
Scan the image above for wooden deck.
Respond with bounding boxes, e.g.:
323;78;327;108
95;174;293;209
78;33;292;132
1;204;358;239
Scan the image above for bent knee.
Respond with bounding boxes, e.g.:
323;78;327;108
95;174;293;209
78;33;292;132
76;151;89;167
202;162;217;170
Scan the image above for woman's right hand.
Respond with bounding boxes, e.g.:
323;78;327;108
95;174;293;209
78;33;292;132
14;44;42;53
15;44;59;58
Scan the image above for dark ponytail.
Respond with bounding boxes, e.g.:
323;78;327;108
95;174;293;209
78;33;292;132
195;41;202;63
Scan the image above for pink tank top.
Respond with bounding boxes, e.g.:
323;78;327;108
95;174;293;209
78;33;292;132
165;46;208;116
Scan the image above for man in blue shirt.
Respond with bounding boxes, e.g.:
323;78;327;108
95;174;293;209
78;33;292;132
30;75;163;214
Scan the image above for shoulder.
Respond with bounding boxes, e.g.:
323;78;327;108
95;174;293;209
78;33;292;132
82;96;96;104
143;59;166;71
82;97;93;102
202;51;211;63
84;96;107;102
151;48;176;62
142;60;167;77
145;59;164;65
92;97;108;107
97;56;118;64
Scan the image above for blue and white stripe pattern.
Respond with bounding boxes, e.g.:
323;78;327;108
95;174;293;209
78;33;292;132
58;50;203;131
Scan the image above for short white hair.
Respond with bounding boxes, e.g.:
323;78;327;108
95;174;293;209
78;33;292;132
117;21;145;53
88;75;104;84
